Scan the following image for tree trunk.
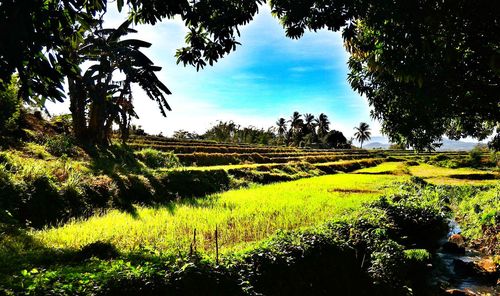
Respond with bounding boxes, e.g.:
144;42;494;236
87;93;109;146
68;78;89;144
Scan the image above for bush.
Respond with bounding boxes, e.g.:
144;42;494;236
50;114;72;133
315;159;383;173
18;175;62;228
373;193;447;249
136;148;180;169
455;185;499;246
78;241;120;260
0;164;20;224
467;146;484;167
45;134;77;157
24;143;52;159
490;151;500;167
129;143;296;154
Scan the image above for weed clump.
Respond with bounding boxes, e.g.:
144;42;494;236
136;148;180;169
45;134;78;157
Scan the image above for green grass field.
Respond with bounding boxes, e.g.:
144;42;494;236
408;163;499;185
34;172;404;255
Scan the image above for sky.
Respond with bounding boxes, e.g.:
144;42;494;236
47;4;385;142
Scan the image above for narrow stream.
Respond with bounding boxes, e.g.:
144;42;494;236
430;219;499;295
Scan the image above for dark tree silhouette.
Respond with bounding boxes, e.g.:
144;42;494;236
303;113;316;136
67;20;171;146
354;122;371;149
324;130;348;149
315;113;330;139
276;118;287;139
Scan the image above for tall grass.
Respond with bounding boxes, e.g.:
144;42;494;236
33;173;406;255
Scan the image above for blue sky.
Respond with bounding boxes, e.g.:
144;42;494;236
47;4;385;142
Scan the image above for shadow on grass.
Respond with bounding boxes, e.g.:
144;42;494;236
0;224;125;283
0;224;78;276
448;173;498;180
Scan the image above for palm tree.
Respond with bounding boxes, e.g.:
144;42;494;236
288;111;303;132
315;113;330;139
354;122;371;149
303;113;316;135
287;111;304;146
276;118;287;138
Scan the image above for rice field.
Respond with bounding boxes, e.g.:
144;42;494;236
408;163;499;185
354;161;407;175
33;172;405;255
30;160;498;257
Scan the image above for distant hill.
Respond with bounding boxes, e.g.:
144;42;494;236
360;137;482;151
437;139;482;151
364;142;390;150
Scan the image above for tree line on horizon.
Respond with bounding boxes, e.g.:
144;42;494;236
169;112;373;149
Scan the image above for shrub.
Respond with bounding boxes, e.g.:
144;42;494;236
0;164;20;224
45;134;77;157
430;154;449;162
373;194;447;249
78;241;120;260
18;175;62;228
405;161;419;166
136;148;180;169
467;146;483;167
129;143;296;154
315;159;383;173
489;151;500;167
455;185;499;244
50;114;72;133
367;240;405;287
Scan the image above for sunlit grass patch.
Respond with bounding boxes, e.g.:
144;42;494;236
408;163;499;185
408;163;495;178
354;161;408;175
32;173;405;256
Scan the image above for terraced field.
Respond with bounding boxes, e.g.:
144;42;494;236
128;135;473;167
1;135;498;295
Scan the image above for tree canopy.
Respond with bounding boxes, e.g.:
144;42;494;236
269;0;500;150
1;0;498;149
0;0;263;104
